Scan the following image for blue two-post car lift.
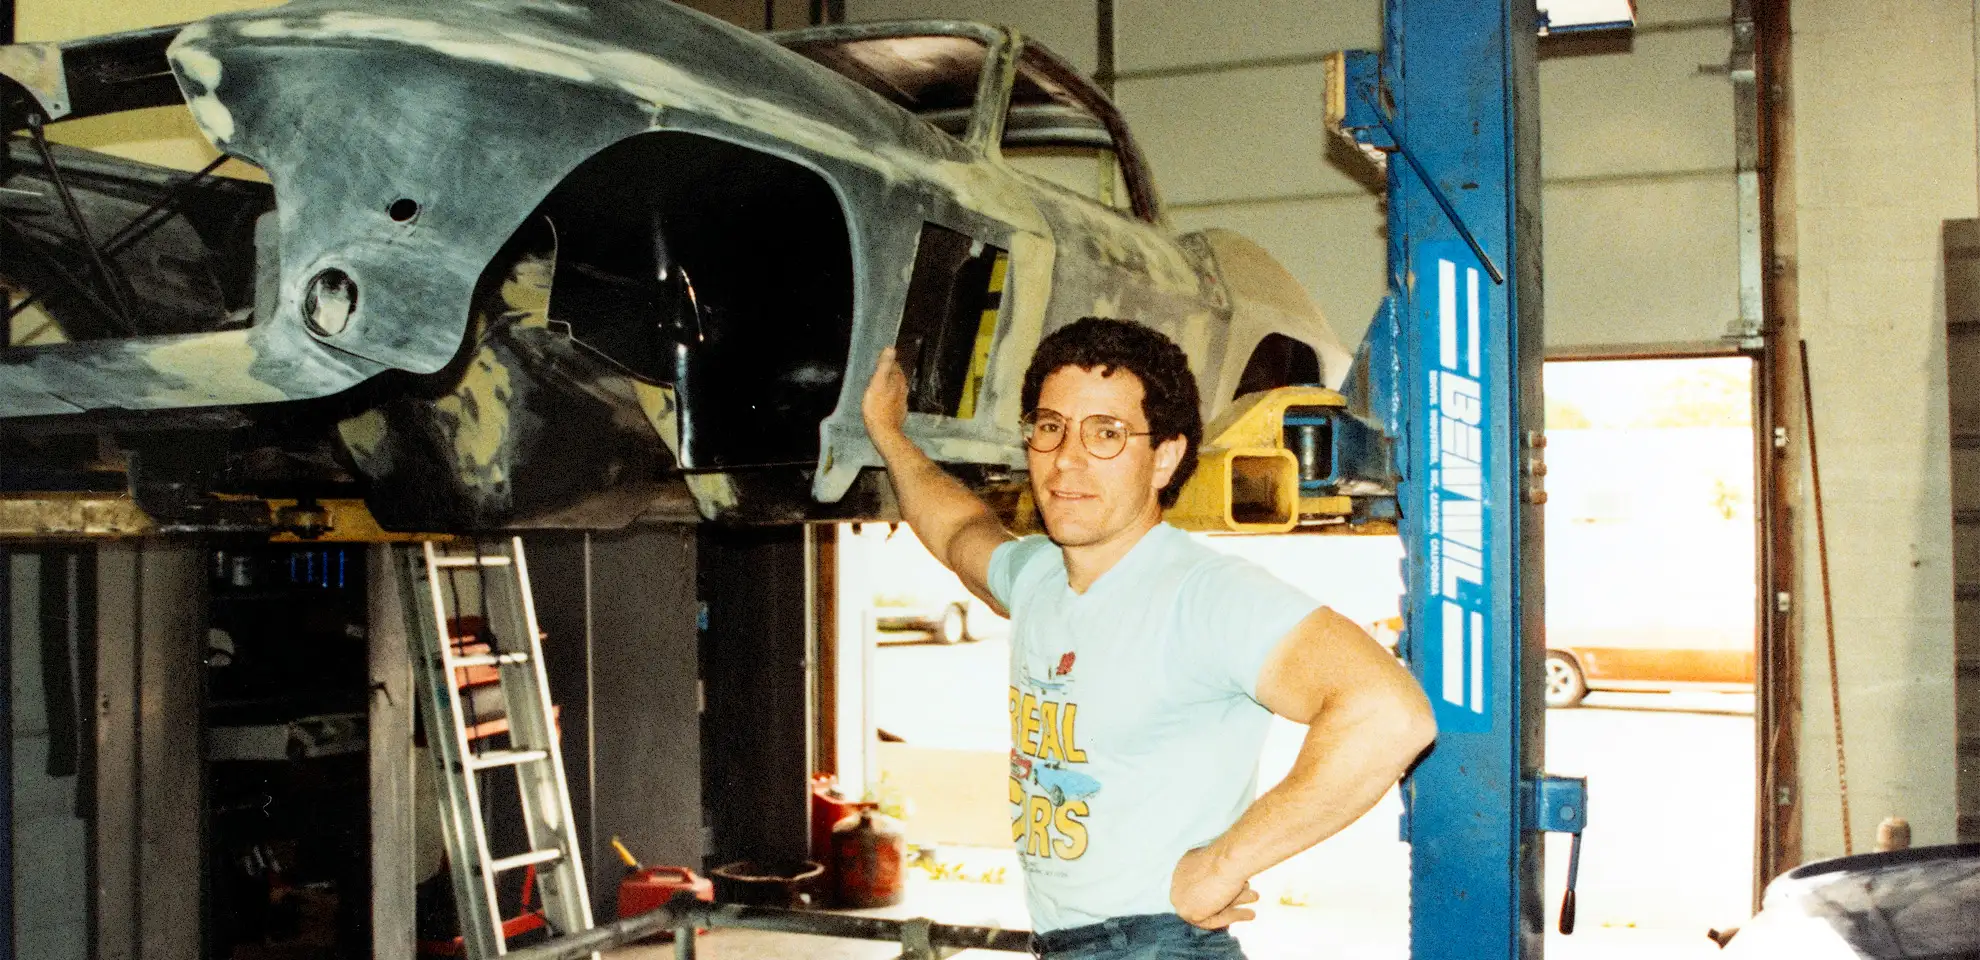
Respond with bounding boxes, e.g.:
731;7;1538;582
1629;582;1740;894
1331;0;1643;956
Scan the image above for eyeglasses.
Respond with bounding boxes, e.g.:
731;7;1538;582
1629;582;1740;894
1019;410;1155;459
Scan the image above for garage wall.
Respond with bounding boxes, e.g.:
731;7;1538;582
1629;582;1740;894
1786;0;1976;856
845;0;1743;354
1541;5;1742;353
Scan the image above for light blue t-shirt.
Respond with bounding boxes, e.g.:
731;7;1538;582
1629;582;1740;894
988;522;1321;933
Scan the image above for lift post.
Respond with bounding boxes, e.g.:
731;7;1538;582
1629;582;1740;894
1334;1;1583;957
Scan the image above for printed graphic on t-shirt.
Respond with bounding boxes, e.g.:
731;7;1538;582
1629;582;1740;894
1009;654;1096;866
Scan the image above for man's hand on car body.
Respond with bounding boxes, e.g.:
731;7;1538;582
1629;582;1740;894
862;346;910;445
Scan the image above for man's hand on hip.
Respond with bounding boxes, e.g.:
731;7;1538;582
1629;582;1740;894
1171;845;1259;929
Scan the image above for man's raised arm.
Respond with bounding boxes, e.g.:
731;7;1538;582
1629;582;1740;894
861;347;1017;611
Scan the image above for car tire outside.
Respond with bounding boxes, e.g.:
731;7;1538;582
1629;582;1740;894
937;602;971;645
1545;651;1588;708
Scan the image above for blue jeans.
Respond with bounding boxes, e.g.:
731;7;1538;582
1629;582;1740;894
1030;914;1248;960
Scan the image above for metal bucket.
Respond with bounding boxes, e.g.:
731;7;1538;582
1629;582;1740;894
709;859;825;909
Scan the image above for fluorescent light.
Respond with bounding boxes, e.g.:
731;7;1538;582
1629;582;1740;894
1538;0;1636;33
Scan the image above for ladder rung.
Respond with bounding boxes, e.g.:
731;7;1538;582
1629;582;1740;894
488;848;564;874
431;555;514;568
466;748;549;771
449;652;531;668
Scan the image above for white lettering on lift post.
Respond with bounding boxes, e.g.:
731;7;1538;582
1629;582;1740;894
1430;258;1487;716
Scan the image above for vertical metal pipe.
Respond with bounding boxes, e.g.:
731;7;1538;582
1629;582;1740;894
1095;0;1116;98
582;532;598;904
811;526;838;778
1798;338;1852;854
803;525;819;781
674;926;697;960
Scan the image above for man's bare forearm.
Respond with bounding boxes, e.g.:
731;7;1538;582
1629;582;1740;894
860;347;1011;597
871;431;1006;578
1201;692;1434;881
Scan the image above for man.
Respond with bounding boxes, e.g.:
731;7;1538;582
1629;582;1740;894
862;318;1436;959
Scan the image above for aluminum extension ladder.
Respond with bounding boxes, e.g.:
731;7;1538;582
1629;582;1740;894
399;538;594;958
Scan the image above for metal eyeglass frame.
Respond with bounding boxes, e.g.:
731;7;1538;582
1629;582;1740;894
1019;409;1155;459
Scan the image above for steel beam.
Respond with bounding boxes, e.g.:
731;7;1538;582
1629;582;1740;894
368;546;418;959
500;896;1032;960
0;495;439;542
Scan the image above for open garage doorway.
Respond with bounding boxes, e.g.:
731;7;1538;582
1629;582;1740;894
1541;356;1759;957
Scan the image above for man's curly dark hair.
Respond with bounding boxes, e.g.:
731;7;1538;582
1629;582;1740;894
1020;317;1203;508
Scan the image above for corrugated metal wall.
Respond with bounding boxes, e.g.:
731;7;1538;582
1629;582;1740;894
846;0;1741;355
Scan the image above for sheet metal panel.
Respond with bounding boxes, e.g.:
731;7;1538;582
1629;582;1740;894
588;529;705;873
530;528;705;916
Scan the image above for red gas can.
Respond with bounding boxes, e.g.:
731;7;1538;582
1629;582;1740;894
618;865;713;917
810;774;858;874
830;804;906;908
617;866;713;941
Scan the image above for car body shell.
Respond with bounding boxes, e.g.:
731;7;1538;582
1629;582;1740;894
1723;844;1980;958
0;0;1349;532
